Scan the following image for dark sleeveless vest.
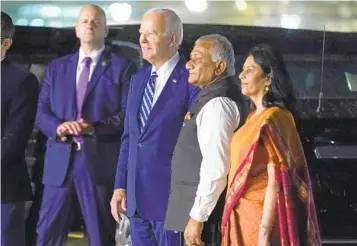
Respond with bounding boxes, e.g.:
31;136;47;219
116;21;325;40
164;76;248;232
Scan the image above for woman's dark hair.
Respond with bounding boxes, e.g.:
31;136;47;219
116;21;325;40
247;44;296;113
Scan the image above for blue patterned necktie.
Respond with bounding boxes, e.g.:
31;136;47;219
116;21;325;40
139;71;158;132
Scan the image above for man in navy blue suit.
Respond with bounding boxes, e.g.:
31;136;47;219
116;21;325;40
110;8;199;246
35;5;136;246
1;11;39;246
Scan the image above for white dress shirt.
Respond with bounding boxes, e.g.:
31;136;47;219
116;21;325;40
76;46;105;87
151;52;180;106
189;97;241;222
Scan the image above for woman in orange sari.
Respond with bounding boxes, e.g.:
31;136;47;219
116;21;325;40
221;44;321;246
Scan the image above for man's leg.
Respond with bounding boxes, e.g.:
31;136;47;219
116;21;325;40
130;214;158;246
1;202;26;246
151;220;181;246
73;151;116;246
25;181;43;246
94;185;117;244
36;185;73;246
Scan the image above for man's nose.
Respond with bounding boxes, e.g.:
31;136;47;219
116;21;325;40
86;21;96;28
140;34;148;43
186;60;193;70
238;71;245;80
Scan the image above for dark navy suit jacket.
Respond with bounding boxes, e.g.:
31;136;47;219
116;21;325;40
1;57;39;203
115;56;199;222
35;49;136;187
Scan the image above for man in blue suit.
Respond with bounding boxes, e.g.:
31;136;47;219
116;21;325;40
35;5;136;246
1;12;39;246
110;8;199;246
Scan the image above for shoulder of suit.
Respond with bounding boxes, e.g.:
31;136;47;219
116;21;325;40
6;60;38;82
108;52;132;65
3;61;38;86
47;52;74;68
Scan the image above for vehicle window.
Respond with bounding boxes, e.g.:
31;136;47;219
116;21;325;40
287;60;357;98
236;55;357;99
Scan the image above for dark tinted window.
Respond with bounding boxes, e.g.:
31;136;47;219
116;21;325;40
236;55;357;99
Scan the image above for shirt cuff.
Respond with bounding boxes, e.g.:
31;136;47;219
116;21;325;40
189;196;211;222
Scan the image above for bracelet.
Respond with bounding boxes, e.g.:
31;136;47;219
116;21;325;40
259;223;273;231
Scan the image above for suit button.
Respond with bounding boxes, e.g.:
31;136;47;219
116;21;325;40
138;143;143;147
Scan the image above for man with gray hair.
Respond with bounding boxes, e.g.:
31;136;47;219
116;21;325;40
111;8;199;246
165;34;248;246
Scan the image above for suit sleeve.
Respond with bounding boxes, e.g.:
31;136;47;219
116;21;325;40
188;83;200;110
92;61;137;141
35;64;63;139
114;74;134;190
1;73;39;167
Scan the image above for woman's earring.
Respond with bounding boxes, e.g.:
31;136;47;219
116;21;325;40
264;85;269;93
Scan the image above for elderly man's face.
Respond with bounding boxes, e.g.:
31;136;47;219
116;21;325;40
186;40;219;87
75;5;108;45
139;12;173;65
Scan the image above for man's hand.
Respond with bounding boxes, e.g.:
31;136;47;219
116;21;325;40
110;188;127;223
56;119;94;139
184;218;204;246
56;121;82;137
78;118;94;135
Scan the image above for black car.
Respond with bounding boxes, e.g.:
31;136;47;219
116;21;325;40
9;24;357;245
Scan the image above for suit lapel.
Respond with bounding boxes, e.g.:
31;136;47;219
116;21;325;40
66;53;79;119
140;57;184;135
83;51;111;102
133;67;151;136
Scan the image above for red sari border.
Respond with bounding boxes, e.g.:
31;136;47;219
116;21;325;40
221;109;321;245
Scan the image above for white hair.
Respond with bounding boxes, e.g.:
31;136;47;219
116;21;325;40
144;8;183;49
196;34;236;76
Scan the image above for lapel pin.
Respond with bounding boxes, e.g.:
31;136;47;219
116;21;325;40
172;79;177;83
101;60;107;66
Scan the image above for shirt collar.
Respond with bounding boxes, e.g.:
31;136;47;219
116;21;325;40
78;45;105;65
151;52;179;77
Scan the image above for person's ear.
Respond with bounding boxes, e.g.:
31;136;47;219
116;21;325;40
215;60;227;76
168;33;177;49
1;38;13;53
104;25;109;38
265;72;272;87
263;73;272;93
75;22;80;39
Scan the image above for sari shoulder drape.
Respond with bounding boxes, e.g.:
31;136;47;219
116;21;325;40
222;106;321;246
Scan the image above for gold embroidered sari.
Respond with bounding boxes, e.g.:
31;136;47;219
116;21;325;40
221;106;321;246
